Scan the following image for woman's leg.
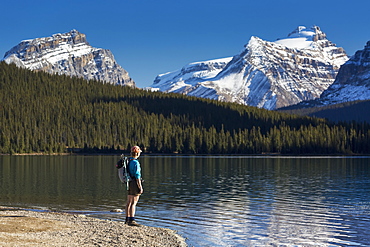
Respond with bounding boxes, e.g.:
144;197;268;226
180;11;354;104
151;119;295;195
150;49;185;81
125;195;141;226
126;194;140;218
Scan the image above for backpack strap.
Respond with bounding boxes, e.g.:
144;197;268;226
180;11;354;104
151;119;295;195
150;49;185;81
126;157;135;179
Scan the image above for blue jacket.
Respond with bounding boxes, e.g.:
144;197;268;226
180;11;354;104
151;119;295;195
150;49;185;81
128;158;141;179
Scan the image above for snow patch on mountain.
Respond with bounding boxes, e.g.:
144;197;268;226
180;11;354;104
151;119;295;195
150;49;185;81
275;26;316;49
150;57;233;92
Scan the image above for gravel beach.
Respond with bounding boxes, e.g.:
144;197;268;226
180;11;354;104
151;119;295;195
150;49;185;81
0;206;187;247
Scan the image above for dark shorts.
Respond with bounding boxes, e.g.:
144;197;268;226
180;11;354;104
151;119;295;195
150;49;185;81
128;179;142;196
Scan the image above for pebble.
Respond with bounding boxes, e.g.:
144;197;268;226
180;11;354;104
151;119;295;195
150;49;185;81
110;209;123;212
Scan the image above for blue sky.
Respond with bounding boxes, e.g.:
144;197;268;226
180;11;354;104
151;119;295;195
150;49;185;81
1;0;369;88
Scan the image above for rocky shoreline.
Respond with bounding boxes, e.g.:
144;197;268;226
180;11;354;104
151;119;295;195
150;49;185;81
0;206;187;246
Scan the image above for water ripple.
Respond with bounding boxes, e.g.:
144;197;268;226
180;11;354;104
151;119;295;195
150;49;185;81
2;156;370;246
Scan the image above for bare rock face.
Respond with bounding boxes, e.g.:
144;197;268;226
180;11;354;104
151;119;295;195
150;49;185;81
149;26;348;110
3;30;135;87
317;41;370;104
331;41;370;86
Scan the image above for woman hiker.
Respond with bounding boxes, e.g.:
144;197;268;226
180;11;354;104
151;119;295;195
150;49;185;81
125;145;144;226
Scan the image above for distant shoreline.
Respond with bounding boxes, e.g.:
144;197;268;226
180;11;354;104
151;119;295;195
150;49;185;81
1;152;369;157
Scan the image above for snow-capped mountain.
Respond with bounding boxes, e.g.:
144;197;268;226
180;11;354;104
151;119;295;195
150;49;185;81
149;26;348;110
152;57;233;96
316;40;370;105
2;30;135;86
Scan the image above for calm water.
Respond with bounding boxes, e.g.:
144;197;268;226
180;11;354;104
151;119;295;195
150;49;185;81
1;155;370;246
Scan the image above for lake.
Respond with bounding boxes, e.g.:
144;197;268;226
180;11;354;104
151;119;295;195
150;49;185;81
1;155;370;246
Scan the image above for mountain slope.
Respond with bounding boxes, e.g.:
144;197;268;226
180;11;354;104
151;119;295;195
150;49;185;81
149;26;348;110
279;39;370;119
0;62;370;154
1;61;370;154
2;30;135;86
278;100;370;123
317;40;370;105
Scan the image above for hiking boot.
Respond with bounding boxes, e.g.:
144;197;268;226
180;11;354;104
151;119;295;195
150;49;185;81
127;220;141;227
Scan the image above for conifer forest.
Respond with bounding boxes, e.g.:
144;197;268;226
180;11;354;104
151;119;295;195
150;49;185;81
1;62;369;155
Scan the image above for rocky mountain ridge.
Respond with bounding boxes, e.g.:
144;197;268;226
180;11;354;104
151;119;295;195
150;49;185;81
149;26;349;110
285;39;370;109
2;30;135;86
318;40;370;104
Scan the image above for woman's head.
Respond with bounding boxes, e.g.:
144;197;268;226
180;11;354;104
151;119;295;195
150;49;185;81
131;146;142;157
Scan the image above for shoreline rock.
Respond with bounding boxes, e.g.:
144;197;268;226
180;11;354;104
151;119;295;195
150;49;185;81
0;206;187;247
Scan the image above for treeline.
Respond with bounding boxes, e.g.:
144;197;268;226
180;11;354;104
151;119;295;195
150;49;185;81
279;100;370;123
0;61;369;154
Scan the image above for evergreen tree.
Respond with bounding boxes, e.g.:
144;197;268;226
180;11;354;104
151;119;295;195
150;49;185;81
0;61;369;155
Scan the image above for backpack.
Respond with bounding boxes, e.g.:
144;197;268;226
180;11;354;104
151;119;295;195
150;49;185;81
116;155;132;189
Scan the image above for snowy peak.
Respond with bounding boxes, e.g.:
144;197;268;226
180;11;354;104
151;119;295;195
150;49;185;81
286;25;326;41
150;57;232;93
4;30;91;69
287;26;317;38
149;25;348;110
275;26;327;50
3;30;135;86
